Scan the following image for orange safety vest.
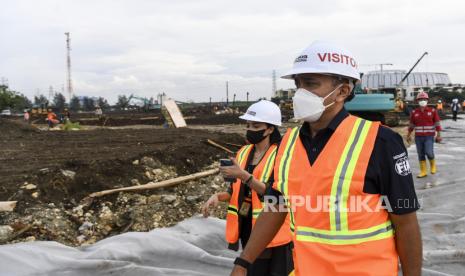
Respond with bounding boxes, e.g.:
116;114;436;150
226;144;292;249
273;115;397;276
437;103;443;110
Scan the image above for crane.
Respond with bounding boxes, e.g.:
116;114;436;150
396;52;428;100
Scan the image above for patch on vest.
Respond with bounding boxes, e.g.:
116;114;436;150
394;152;411;176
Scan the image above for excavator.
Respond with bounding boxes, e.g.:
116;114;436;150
345;52;429;126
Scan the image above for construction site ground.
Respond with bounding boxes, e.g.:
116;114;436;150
1;112;463;276
0;116;244;246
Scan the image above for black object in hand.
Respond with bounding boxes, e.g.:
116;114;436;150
220;159;236;183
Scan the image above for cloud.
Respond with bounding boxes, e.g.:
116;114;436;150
1;0;464;104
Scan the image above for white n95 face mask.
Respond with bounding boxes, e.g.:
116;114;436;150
292;84;343;123
418;100;428;107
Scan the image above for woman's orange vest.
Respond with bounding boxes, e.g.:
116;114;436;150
273;115;398;276
226;144;292;249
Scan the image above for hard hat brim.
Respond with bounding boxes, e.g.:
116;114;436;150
239;114;282;126
281;68;360;81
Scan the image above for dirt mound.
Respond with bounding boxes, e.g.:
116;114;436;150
0;127;243;209
186;114;242;125
0;118;38;138
0;116;248;246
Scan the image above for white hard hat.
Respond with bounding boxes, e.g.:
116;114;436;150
281;41;360;80
239;100;282;126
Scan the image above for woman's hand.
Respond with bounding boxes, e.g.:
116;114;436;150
202;194;219;218
219;158;249;181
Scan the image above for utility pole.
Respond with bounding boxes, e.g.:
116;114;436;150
65;32;73;102
272;70;277;97
226;81;229;106
0;77;8;87
233;93;236;106
246;91;249;103
49;86;54;102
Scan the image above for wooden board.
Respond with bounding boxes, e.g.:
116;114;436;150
163;99;187;128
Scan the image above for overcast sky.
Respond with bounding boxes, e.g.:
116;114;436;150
1;0;464;104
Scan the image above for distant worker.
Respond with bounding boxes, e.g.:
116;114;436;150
95;106;103;120
451;98;460;121
24;109;30;123
203;100;294;276
407;92;442;178
395;98;404;112
436;100;443;115
462;100;465;112
46;109;59;129
63;108;71;122
231;41;422;276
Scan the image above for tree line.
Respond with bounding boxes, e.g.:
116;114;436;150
0;85;136;112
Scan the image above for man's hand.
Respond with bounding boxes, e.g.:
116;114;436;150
230;265;247;276
202;194;219;217
219;158;249;181
406;134;412;144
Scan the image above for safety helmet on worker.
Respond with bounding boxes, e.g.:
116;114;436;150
239;100;282;126
416;91;429;100
281;41;360;81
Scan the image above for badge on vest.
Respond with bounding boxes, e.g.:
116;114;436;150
239;199;251;217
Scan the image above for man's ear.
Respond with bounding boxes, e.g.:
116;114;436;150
336;83;351;103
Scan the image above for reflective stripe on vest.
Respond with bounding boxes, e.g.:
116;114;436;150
227;145;253;217
277;118;394;245
277;127;300;233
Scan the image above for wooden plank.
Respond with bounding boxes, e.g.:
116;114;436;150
163;99;187;128
87;168;218;198
0;201;17;212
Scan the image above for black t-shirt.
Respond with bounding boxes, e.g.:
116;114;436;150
267;108;420;215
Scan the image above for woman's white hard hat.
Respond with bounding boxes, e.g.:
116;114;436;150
239;100;282;126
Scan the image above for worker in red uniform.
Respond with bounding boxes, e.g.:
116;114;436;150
407;92;442;178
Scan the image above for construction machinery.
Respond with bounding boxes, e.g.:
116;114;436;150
127;94;159;110
345;52;429;125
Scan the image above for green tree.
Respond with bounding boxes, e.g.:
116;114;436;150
116;95;129;109
82;97;95;111
34;94;49;106
53;93;67;110
97;97;109;109
0;85;32;111
70;96;80;111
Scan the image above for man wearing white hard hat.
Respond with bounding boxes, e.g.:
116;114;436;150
231;41;421;276
203;100;294;275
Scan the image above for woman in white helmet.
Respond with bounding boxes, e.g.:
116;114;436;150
202;100;293;276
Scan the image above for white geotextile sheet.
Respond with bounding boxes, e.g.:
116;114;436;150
412;118;465;276
0;217;238;276
1;118;465;276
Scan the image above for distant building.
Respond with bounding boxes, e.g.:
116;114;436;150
274;89;296;100
361;70;462;101
362;70;451;89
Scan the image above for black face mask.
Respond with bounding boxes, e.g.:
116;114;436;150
246;129;268;144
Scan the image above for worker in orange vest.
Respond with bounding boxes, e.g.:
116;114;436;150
46;108;59;128
230;41;422;276
203;100;293;275
436;100;443;115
